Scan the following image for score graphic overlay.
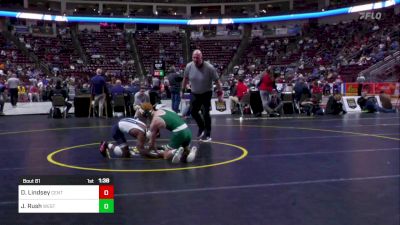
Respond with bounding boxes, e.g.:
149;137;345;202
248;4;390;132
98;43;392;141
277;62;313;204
18;176;114;213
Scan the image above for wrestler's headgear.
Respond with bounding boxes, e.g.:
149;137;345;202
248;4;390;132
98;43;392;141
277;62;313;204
140;102;154;118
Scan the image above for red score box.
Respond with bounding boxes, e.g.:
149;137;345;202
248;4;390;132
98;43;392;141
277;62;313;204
99;185;114;199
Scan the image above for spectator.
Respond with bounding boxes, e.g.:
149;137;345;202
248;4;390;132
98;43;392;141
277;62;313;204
90;68;108;117
294;76;310;103
28;84;40;102
258;69;275;116
49;80;72;116
110;79;125;98
6;73;19;107
133;85;150;109
167;66;183;113
266;89;283;117
126;79;141;96
325;94;346;115
0;80;5;115
378;91;396;113
229;77;248;114
323;82;331;96
357;91;378;113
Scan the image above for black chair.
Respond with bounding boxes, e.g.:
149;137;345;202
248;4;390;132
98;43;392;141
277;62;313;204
112;94;126;117
51;95;67;118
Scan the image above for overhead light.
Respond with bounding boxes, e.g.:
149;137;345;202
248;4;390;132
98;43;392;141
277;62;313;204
154;11;158;15
48;8;51;11
174;12;177;15
74;9;77;12
93;8;96;11
200;11;202;15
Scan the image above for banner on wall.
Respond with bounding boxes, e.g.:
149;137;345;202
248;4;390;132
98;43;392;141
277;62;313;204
374;82;397;95
359;82;376;94
275;28;288;36
14;25;29;34
344;83;359;96
190;31;203;39
216;30;229;36
251;30;263;37
345;82;398;96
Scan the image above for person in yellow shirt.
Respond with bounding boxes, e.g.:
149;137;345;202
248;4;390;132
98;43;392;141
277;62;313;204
18;85;27;102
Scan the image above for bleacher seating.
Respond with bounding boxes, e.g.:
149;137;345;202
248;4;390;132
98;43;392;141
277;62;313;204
135;31;184;73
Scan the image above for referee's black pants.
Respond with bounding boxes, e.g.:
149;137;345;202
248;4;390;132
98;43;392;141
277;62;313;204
190;91;212;136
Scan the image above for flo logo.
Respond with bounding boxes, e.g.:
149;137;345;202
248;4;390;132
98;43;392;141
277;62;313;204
359;11;382;20
215;101;227;112
346;98;357;109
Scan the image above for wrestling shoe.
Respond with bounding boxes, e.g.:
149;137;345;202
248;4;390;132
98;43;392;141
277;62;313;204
99;141;110;158
186;146;198;163
171;147;184;164
200;136;212;142
197;129;205;139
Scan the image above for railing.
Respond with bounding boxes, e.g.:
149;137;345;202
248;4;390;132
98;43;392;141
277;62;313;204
127;33;145;79
359;51;400;81
369;53;400;82
182;28;190;64
224;24;252;77
70;26;88;64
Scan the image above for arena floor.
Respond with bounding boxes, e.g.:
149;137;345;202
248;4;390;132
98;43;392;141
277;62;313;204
0;113;399;225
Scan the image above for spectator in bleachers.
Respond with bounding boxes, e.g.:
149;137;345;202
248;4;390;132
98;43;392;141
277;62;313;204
90;68;107;117
28;84;40;102
323;82;331;96
311;80;323;95
390;40;399;51
332;79;342;94
18;85;27;102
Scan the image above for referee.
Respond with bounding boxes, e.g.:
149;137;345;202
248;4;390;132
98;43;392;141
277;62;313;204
181;49;223;142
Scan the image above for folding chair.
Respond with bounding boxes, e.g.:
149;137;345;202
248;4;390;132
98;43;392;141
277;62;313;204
281;92;295;114
51;95;67;118
112;94;126;117
238;92;251;117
